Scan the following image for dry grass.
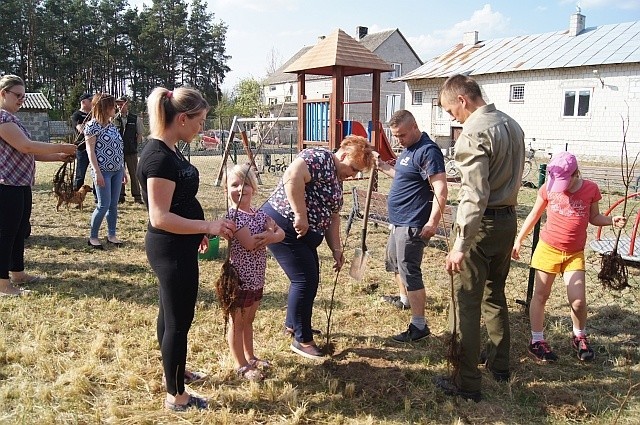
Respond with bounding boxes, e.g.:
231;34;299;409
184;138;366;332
0;157;638;424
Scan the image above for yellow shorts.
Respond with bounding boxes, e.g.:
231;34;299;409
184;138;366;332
530;239;585;274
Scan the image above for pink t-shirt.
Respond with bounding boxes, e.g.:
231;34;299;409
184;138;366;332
539;179;601;253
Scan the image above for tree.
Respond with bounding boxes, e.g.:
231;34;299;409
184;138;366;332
184;0;229;106
0;0;231;120
232;78;264;117
265;47;283;76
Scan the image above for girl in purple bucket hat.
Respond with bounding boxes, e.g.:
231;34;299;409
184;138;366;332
512;151;626;363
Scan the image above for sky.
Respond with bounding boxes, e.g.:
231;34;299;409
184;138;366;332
131;0;640;92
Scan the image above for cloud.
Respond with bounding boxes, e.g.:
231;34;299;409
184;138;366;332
407;4;510;60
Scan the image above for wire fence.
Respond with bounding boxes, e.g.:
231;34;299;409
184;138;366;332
178;135;639;317
342;167;640;315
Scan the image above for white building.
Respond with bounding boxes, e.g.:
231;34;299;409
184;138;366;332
397;10;640;160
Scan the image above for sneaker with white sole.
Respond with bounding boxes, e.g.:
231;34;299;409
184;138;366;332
571;334;595;362
528;340;558;362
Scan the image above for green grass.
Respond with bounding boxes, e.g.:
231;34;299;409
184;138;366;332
0;158;638;424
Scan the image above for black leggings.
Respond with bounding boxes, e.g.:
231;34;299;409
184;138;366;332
0;185;32;279
145;231;201;396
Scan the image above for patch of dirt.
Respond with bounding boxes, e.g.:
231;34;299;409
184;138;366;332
322;350;411;405
544;392;590;421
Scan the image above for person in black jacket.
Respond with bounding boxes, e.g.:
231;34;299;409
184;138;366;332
72;93;93;190
114;96;144;204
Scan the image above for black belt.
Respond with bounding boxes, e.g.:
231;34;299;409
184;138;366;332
483;206;515;216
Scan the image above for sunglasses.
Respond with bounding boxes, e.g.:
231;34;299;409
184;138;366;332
5;89;26;100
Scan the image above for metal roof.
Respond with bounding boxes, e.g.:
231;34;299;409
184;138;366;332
19;93;52;110
398;20;640;81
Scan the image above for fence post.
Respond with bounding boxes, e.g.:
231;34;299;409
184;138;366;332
518;163;547;313
289;134;294;162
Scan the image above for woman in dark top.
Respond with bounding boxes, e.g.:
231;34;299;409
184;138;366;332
137;86;235;412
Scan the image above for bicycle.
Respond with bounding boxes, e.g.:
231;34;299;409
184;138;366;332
267;157;288;174
522;142;537;180
443;147;461;179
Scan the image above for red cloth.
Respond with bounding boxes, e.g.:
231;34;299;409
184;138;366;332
539;179;601;253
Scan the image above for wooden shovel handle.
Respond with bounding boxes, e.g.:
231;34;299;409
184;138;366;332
360;167;377;249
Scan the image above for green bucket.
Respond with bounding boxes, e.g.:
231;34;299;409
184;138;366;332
198;236;220;260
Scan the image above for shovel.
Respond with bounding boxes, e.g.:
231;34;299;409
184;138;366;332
349;167;377;281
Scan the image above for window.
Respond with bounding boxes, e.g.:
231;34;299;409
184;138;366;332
388;63;402;79
412;91;423;105
268;98;277;105
269;86;276;91
563;89;591;117
285;96;292;102
510;84;524;102
322;93;330;99
386;94;401;121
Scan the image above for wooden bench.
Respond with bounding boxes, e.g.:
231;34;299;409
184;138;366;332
345;187;457;243
579;166;640;194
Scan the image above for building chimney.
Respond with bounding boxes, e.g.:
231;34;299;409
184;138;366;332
569;6;585;36
356;26;368;40
463;31;478;46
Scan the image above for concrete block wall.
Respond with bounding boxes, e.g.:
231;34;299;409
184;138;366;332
15;111;50;142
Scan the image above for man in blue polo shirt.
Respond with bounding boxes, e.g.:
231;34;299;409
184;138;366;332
377;110;448;342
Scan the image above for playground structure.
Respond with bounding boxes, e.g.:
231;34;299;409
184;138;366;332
284;28;397;161
214;28;398;186
589;192;640;263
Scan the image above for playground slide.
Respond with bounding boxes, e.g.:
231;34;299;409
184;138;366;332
343;120;396;162
378;131;397;162
346;120;368;138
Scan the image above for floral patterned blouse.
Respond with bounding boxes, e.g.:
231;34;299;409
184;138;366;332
267;148;343;234
226;207;268;290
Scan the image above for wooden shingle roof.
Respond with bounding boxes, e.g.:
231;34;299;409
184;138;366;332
284;29;393;76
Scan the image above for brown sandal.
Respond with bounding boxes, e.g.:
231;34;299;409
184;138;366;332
248;357;271;369
237;365;264;382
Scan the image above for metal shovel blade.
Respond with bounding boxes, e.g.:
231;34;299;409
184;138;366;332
349;246;369;281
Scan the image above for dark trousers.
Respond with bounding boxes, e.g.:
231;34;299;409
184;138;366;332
120;153;141;201
74;149;89;190
451;211;516;392
0;185;31;279
146;232;201;396
263;203;324;343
